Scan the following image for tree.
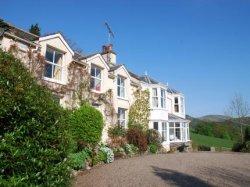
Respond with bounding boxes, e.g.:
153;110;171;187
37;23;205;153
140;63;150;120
227;93;250;143
29;23;41;36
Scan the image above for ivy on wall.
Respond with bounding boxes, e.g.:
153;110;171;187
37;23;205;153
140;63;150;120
128;89;150;130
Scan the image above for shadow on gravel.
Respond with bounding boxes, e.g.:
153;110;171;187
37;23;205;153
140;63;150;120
152;166;212;187
201;166;250;186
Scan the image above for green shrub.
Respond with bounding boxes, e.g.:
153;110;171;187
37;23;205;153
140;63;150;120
92;151;107;166
146;129;162;148
232;142;245;152
68;150;89;170
198;145;211;151
0;50;70;186
245;127;250;142
149;144;158;154
127;127;148;153
108;125;126;138
69;104;104;146
113;147;126;158
243;141;250;152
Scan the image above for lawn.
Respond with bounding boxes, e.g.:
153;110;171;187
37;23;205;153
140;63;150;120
191;132;235;149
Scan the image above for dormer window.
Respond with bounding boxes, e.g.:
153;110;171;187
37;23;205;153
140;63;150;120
44;47;63;81
160;89;166;108
174;97;179;112
91;65;101;91
152;88;158;108
117;76;125;98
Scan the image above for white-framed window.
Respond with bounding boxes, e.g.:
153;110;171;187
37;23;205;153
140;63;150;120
117;76;125;98
153;122;158;130
169;122;181;141
162;122;167;141
180;97;184;113
44;47;63;81
160;89;166;108
90;65;101;91
174;97;179;113
152;88;158;108
117;108;126;127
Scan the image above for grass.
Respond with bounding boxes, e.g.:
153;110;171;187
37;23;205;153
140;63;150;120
191;132;235;149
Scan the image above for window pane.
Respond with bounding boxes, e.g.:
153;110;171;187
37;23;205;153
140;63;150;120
175;128;180;140
96;68;101;79
175;123;180;127
95;79;101;91
153;122;158;130
53;65;62;80
90;77;95;89
153;98;158;107
44;63;53;78
117;86;121;97
91;67;95;76
152;88;157;96
54;52;63;66
175;97;178;104
120;87;125;97
45;48;54;62
169;128;175;141
169;122;174;127
174;105;179;112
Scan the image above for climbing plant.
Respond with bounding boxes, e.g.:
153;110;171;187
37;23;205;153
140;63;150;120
128;89;150;130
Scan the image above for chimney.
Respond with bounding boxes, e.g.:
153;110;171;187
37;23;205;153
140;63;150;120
101;44;116;64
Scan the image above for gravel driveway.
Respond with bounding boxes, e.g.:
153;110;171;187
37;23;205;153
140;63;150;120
74;152;250;187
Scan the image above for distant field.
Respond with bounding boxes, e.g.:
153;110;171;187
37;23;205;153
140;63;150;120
191;132;235;149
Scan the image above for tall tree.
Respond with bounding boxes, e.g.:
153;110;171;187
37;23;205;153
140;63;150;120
227;93;250;143
29;23;41;36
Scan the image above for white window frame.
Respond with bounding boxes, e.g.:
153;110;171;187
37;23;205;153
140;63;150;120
169;122;181;142
44;46;64;82
117;108;126;127
160;89;166;108
162;122;168;141
174;97;179;113
152;88;159;108
90;65;102;91
180;97;184;114
117;76;125;98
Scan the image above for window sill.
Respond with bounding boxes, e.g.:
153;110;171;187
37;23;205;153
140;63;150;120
150;107;167;111
117;97;129;101
91;89;103;94
43;77;66;85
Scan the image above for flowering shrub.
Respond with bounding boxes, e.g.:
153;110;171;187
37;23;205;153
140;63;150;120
100;146;114;163
124;144;139;156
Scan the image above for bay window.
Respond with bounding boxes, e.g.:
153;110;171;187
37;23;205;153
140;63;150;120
44;47;63;81
160;89;166;108
152;88;158;107
169;122;181;141
162;122;168;141
91;65;101;91
117;76;125;98
117;108;126;127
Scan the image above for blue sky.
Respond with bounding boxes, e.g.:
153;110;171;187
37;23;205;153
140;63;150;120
2;0;250;117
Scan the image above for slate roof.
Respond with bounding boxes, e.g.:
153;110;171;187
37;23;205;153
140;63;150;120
167;87;180;94
1;19;39;42
139;75;159;84
168;113;187;121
